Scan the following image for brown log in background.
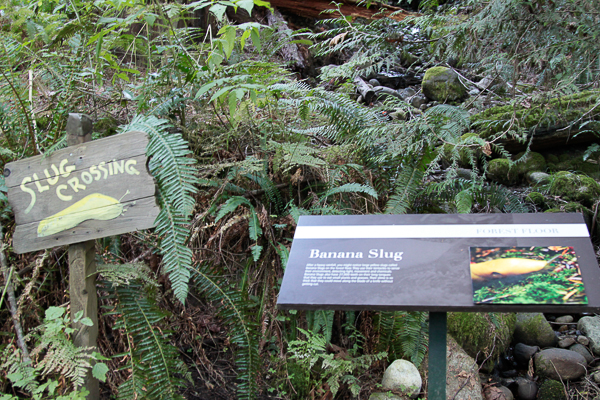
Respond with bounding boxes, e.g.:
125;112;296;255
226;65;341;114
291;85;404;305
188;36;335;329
267;0;412;21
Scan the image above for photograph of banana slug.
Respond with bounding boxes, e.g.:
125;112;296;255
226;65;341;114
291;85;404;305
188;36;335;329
470;246;587;305
37;192;127;237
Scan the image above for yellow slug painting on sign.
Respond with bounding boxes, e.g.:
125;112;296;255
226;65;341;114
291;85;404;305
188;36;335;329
37;193;126;237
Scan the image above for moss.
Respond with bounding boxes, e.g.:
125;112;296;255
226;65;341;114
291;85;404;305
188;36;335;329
526;192;546;206
487;158;516;185
440;132;483;167
422;66;466;102
537;379;566;400
447;313;516;370
471;90;600;139
549;171;600;207
547;154;560;164
514;151;546;175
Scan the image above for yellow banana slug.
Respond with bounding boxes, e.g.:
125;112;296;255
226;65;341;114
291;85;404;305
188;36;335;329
37;193;123;237
471;258;549;282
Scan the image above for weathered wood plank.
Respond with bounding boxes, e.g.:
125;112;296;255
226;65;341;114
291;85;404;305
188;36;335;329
267;0;412;21
4;130;148;188
8;153;154;226
69;240;98;400
13;196;159;253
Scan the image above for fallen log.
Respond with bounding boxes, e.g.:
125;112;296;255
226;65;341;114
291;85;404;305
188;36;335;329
266;0;413;21
354;76;374;104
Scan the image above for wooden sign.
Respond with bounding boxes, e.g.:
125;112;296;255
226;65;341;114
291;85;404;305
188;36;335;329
277;213;600;312
5;130;159;253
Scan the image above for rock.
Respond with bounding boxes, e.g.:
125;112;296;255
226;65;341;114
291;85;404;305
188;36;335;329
534;348;587;380
447;313;515;370
555;315;574;324
487;158;515;185
381;359;421;398
514;313;557;348
593;371;600;384
525;191;546;206
369;79;381;86
516;377;537;400
484;385;513;400
558;337;576;348
398;87;416;101
577;316;600;355
568;343;594;364
468;88;480;96
389;109;407;120
514;343;539;366
537;379;566;400
369;393;405;400
476;76;495;91
549;171;600;207
447;335;483;400
525;171;551;185
409;94;427;109
577;335;589;346
513;151;546;177
421;66;467;102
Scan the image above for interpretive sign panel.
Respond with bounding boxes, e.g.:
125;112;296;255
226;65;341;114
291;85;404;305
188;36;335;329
277;213;600;312
5;131;159;253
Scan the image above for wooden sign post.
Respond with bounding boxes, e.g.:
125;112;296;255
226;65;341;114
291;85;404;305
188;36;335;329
277;213;600;399
5;114;160;399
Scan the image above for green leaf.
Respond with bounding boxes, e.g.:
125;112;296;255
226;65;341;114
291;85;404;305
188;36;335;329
92;363;109;382
45;306;65;321
322;183;378;200
248;209;262;240
79;317;94;327
209;4;227;20
251;245;262;261
236;0;254;15
215;196;252;221
222;25;237;59
240;29;251;51
250;27;261;52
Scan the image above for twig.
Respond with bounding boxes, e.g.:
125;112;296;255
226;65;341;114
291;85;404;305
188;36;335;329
0;226;31;363
16;250;49;319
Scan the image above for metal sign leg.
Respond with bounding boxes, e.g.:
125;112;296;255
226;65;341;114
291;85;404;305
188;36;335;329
428;312;447;400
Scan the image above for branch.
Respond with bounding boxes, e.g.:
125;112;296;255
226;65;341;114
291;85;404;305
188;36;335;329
0;226;31;363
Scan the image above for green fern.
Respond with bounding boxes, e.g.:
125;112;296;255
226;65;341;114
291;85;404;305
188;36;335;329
118;115;197;303
108;281;188;400
375;311;428;367
191;263;260;400
385;165;424;214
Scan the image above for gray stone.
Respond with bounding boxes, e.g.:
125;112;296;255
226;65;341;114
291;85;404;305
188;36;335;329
468;88;480;96
421;66;466;102
558;337;576;348
534;348;587;380
514;313;557;348
476;76;494;91
537;380;566;400
555;315;574;324
514;343;539;365
516;377;537;400
483;385;513;400
578;316;600;355
369;393;405;400
525;171;551;185
381;359;421;398
397;87;416;101
569;343;594;364
446;336;483;400
577;335;589;346
593;371;600;384
409;94;427;109
369;79;381;87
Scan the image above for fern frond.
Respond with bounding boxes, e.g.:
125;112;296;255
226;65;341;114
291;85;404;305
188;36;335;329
118;115;197;303
191;263;260;400
111;282;187;400
385;166;424;214
375;311;428;367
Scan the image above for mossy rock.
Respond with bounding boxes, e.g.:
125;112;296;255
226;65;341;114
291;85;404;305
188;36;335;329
548;171;600;207
440;132;483;167
487;158;516;185
537;380;566;400
513;151;546;175
526;191;546;207
546;154;560;164
471;90;600;139
447;312;516;370
421;66;466;102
